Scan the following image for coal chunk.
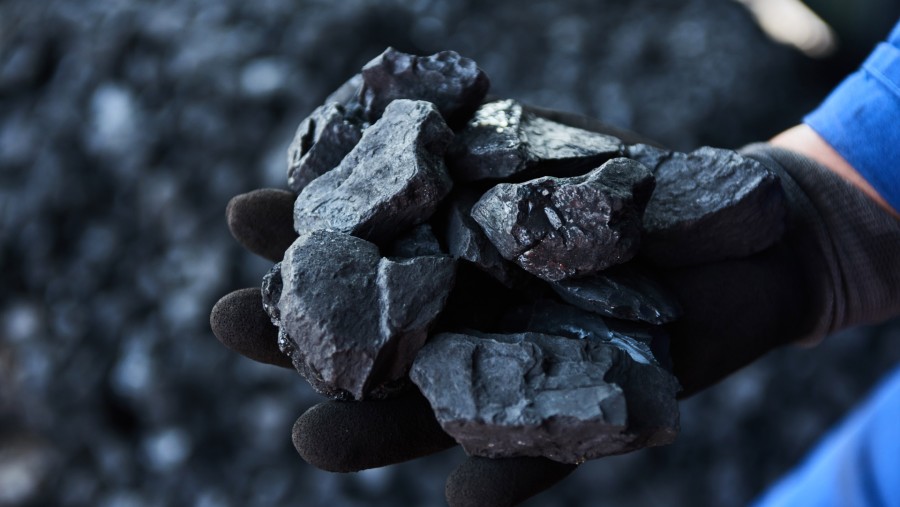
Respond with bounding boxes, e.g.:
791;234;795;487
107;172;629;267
550;264;681;325
470;158;655;281
499;299;662;367
324;73;364;107
360;47;490;128
449;99;623;182
293;99;454;245
410;331;679;463
444;190;523;287
641;147;787;266
386;223;443;258
286;103;365;193
377;255;457;380
625;143;671;173
276;230;455;400
261;262;283;325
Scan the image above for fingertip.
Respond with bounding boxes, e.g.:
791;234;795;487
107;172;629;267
210;288;293;368
292;391;456;472
227;188;297;262
446;456;576;507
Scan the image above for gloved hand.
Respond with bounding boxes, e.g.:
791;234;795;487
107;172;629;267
210;108;900;507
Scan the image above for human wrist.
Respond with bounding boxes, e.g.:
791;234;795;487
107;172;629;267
770;124;899;219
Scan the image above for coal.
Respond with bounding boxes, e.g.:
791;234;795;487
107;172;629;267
470;158;655;281
444;190;523;287
275;230;455;400
625;143;672;173
286;103;364;193
449;99;623;182
410;331;680;464
377;255;457;380
360;47;490;128
550;264;681;325
499;299;662;367
641;147;787;266
293;99;454;245
261;262;283;325
386;223;443;258
324;74;364;107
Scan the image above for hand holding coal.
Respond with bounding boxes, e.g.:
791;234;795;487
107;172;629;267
210;46;793;507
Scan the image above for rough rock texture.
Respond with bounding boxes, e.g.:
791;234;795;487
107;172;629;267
642;147;787;266
286;103;364;193
550;265;681;325
386;223;443;258
377;256;457;380
261;262;283;325
449;99;623;182
625;143;672;173
276;230;455;400
325;74;365;107
470;158;655;281
499;299;662;367
410;332;680;463
444;190;523;287
293;100;454;245
360;47;490;128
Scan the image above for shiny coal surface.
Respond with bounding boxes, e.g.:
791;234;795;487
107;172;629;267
3;1;900;506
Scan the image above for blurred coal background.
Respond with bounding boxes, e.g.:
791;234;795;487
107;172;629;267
2;1;900;506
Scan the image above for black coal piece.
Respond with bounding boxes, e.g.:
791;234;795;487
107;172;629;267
360;47;490;128
286;102;365;193
470;158;655;282
410;331;679;464
448;99;623;182
641;146;787;266
274;230;455;400
293;99;454;245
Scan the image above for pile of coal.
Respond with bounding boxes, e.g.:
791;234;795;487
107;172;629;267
263;48;787;462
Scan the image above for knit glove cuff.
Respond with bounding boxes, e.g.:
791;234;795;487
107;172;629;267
743;144;900;343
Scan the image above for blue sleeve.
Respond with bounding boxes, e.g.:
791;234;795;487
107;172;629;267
804;20;900;213
751;364;900;507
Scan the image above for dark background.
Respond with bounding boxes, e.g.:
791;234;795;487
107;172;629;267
2;1;900;506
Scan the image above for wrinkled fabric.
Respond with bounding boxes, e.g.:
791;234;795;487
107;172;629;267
805;19;900;213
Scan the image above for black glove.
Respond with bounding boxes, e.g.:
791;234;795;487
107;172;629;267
210;109;900;507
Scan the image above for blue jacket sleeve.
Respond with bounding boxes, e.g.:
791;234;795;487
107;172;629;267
804;20;900;213
751;364;900;507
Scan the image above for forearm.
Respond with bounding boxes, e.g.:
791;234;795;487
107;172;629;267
770;125;899;219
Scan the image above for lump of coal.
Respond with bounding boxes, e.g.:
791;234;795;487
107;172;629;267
641;147;787;266
275;230;455;400
550;264;681;325
377;256;457;380
499;299;663;367
444;190;523;287
261;262;283;325
360;47;490;128
410;331;679;463
470;158;655;282
625;143;671;173
386;223;443;258
293;99;454;245
286;103;364;193
324;73;364;107
448;99;623;182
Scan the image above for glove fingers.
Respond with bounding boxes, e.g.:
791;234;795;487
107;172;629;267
445;456;577;507
227;188;298;262
209;288;293;368
660;244;813;397
292;389;456;472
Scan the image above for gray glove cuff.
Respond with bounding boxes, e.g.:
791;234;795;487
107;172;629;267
742;144;900;343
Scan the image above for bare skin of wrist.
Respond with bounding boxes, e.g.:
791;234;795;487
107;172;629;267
771;124;900;219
